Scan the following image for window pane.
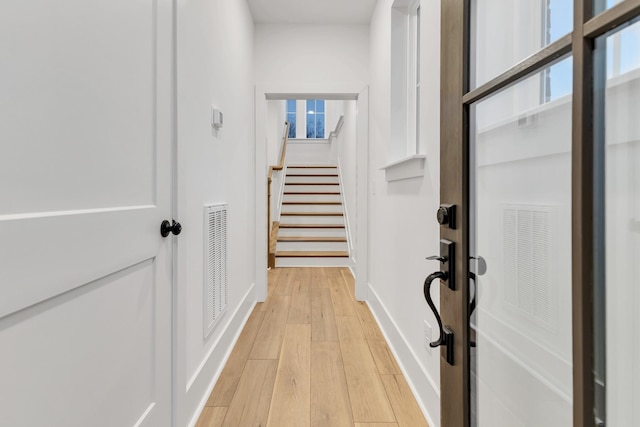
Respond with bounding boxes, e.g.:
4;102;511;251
306;100;315;113
286;99;296;113
470;58;573;427
306;113;315;138
595;18;640;427
316;114;325;138
471;0;573;89
287;113;296;138
595;0;623;14
316;100;325;113
416;6;421;85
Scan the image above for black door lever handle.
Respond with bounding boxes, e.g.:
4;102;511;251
423;271;454;365
426;255;447;263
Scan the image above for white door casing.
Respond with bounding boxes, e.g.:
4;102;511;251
0;0;174;426
254;86;369;301
355;86;370;301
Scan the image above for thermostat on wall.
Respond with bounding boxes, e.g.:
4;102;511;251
211;106;223;129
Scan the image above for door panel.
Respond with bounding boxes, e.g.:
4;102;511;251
470;0;573;89
0;0;156;215
470;59;574;427
597;17;640;427
0;261;158;426
0;0;174;425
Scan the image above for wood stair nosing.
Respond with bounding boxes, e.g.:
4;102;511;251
278;223;346;229
280;212;343;217
281;201;342;205
275;251;349;258
283;191;341;195
287;165;337;168
284;182;340;186
285;174;339;177
277;236;347;242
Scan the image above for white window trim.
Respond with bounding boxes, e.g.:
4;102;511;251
388;0;423;179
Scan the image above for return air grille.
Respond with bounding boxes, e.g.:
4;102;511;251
204;204;228;338
502;204;556;329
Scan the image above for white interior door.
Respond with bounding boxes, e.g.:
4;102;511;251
0;1;174;426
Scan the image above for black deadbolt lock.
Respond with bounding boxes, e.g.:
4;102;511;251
436;204;456;229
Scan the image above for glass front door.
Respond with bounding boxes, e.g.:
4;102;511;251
438;1;640;426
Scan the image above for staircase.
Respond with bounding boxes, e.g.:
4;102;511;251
275;165;350;267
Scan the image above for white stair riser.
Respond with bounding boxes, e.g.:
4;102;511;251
276;257;350;267
286;167;337;175
285;176;339;184
284;184;339;193
278;228;346;237
282;194;342;203
279;215;344;225
276;241;348;251
281;204;343;213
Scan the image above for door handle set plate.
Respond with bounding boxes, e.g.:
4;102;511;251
424;238;456;365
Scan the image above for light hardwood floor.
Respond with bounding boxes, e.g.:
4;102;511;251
197;267;429;427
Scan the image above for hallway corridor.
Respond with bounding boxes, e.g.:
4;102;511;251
196;267;429;427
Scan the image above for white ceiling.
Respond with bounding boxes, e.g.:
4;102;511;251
247;0;377;25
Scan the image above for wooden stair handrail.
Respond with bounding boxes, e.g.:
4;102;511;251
267;121;290;268
268;121;290;183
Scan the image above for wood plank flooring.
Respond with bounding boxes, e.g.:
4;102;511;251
196;267;429;427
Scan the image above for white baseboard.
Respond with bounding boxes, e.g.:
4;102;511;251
366;283;440;427
186;283;256;427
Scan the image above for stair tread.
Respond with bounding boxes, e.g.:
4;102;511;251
279;223;345;228
280;212;343;216
278;236;347;242
285;182;339;185
284;192;341;195
276;251;349;258
282;201;342;205
287;165;337;168
286;174;339;177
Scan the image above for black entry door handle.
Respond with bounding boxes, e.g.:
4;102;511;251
423;271;454;365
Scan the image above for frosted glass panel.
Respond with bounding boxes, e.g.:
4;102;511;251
470;58;573;426
599;18;640;427
471;0;572;89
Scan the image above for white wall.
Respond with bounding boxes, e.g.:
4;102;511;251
336;101;358;258
286;140;334;165
254;23;369;87
267;100;286;166
176;0;256;425
367;0;442;425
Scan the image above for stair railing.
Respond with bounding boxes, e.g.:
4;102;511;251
267;121;290;268
329;115;344;141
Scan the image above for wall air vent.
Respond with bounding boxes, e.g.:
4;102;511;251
502;204;557;329
204;204;228;338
